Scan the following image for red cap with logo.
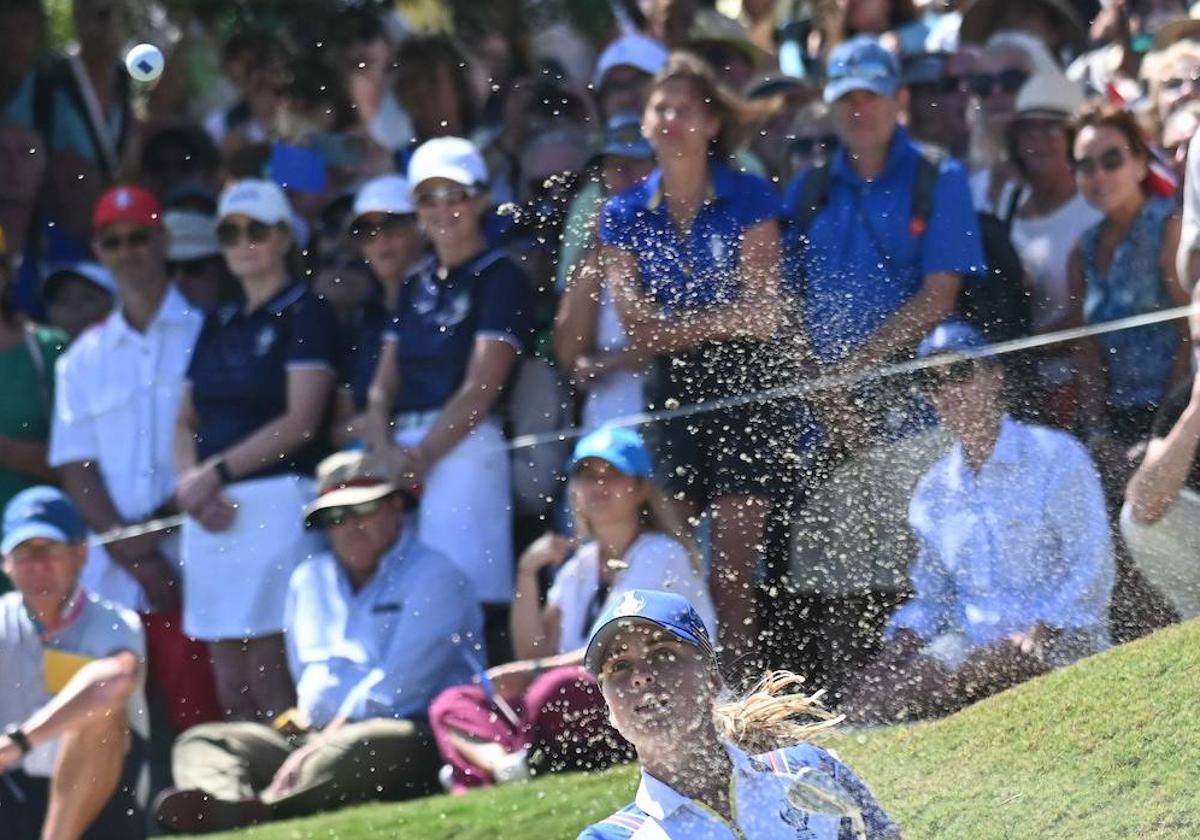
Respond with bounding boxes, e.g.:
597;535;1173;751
92;186;163;231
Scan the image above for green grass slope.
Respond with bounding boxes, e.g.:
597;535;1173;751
190;620;1200;840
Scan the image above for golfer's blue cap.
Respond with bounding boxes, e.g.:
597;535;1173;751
2;486;87;554
585;589;715;674
917;320;989;359
569;425;653;478
824;36;901;104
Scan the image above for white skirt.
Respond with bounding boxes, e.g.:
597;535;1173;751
180;473;322;641
395;417;514;603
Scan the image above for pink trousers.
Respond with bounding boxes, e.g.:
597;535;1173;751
429;666;630;792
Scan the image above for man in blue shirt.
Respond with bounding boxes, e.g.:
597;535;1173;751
156;450;484;832
783;37;985;417
844;322;1114;724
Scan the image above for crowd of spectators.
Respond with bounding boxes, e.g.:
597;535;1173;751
3;0;1200;835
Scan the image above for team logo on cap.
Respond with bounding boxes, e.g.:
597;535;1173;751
115;189;132;209
613;591;645;618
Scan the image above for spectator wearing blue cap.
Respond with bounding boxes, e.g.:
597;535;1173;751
598;52;799;663
843;321;1115;724
782;35;985;437
0;486;148;840
578;589;900;840
428;426;713;793
174;178;339;721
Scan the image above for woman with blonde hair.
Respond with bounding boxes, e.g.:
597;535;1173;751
578;589;901;839
428;426;714;792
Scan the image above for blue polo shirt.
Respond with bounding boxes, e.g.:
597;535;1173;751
599;161;783;313
382;249;532;414
188;282;339;479
782;127;985;362
338;282;392;412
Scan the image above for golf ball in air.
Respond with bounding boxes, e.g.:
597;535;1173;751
125;43;164;83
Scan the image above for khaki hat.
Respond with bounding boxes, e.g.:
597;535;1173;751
686;9;765;68
959;0;1087;56
303;450;415;528
1011;71;1085;121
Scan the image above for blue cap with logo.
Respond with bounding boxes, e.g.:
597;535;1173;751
824;36;901;104
917;319;989;359
2;486;87;554
585;589;715;674
570;425;653;478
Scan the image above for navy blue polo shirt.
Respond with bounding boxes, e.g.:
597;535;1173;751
782;127;985;362
338;282;392;412
599;161;783;313
382;249;532;414
188;282;340;479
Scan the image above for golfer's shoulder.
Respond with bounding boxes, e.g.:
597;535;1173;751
756;741;840;775
576;803;655;839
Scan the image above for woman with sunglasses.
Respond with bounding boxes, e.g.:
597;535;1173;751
599;52;794;667
366;136;532;659
174;179;339;720
428;425;714;792
579;589;900;840
1070;104;1190;473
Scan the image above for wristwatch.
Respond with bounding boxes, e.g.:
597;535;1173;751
3;723;31;755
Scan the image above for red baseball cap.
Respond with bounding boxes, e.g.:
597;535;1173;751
92;186;163;232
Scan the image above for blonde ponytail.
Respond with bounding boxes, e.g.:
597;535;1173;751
714;671;843;755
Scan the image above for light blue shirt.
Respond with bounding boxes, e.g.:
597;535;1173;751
579;740;900;839
284;528;484;728
888;417;1114;650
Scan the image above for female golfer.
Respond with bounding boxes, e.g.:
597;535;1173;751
579;590;901;839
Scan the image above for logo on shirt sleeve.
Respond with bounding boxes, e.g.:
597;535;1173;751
255;325;277;356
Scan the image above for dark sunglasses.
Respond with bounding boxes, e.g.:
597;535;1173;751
414;185;480;208
308;497;390;530
96;229;151;253
790;134;838;158
968;68;1029;98
167;257;219;278
350;214;415;242
1072;147;1127;177
919;360;976;392
1161;69;1200;92
216;219;273;247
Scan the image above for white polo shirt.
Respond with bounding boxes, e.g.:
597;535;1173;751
48;287;203;610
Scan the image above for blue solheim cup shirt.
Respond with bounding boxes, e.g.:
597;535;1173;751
578;740;901;839
187;282;340;479
599;162;783;314
382;249;532;415
782;127;985;362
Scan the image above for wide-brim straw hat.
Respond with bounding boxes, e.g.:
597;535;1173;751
959;0;1088;57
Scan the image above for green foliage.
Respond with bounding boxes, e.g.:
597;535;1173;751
182;620;1200;839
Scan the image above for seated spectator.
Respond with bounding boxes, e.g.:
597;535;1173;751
902;51;974;160
1161;101;1200;185
1122;297;1200;620
429;426;714;792
745;75;817;184
553;115;656;432
1004;72;1100;427
164;207;238;312
174;179;338;720
203;32;291;157
844;322;1114;724
0;226;63;531
41;262;116;342
784;102;837;180
1139;38;1200;142
393;35;478;147
0;487;147;840
366;136;532;661
1071;104;1189;465
140;125;222;207
577;590;901;840
601;52;791;662
959;0;1088;62
155;450;481;833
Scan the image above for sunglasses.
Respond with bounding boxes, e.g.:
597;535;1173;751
216;219;274;247
968;68;1029;98
1161;69;1200;92
790;134;838;158
350;214;415;242
1072;147;1127;177
414;185;480;208
96;228;151;253
309;497;391;529
919;360;976;393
